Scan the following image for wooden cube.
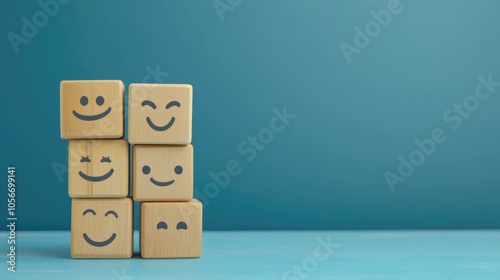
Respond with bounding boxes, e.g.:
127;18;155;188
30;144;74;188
128;84;192;144
132;145;193;201
71;198;133;258
140;199;202;258
68;140;129;198
60;80;124;139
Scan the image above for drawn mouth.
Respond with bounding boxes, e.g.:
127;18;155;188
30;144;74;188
73;107;112;121
146;117;175;131
150;177;175;187
83;233;117;247
79;169;114;182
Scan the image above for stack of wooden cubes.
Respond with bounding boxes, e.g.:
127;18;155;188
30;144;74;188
60;80;133;258
129;83;201;259
61;81;202;259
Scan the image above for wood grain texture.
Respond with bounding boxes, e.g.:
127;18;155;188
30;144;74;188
60;80;124;139
140;199;202;258
128;83;192;144
68;140;129;198
132;145;193;201
71;198;133;258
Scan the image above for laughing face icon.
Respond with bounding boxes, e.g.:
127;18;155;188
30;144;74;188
68;140;129;198
78;155;115;182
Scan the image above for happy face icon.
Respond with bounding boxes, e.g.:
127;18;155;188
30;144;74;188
69;140;129;198
60;80;124;139
72;95;111;121
71;198;133;258
133;145;193;201
141;99;181;131
142;163;183;187
128;84;192;144
78;155;114;182
82;208;118;247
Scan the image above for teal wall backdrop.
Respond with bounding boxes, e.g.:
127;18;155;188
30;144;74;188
1;0;500;230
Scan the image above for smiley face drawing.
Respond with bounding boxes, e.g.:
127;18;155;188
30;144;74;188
72;95;112;121
140;200;202;258
78;155;115;182
142;164;183;187
128;84;192;144
69;140;129;198
133;145;193;201
82;208;118;247
71;198;133;258
60;80;124;139
141;100;181;131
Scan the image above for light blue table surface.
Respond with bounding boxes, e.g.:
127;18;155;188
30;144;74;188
1;230;499;279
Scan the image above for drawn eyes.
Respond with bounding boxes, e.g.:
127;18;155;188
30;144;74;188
141;100;156;109
82;209;96;215
80;156;91;163
101;157;111;163
157;221;168;229
80;95;105;106
82;209;118;218
156;221;188;230
141;100;181;109
142;165;183;175
176;221;187;230
105;210;118;218
166;101;180;109
80;156;112;163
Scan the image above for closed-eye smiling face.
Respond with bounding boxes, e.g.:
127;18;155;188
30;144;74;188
82;208;119;247
78;155;114;182
142;163;183;187
71;198;133;258
73;95;112;121
141;100;180;131
68;140;129;198
128;84;192;144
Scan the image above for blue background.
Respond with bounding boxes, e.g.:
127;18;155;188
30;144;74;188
1;0;500;230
